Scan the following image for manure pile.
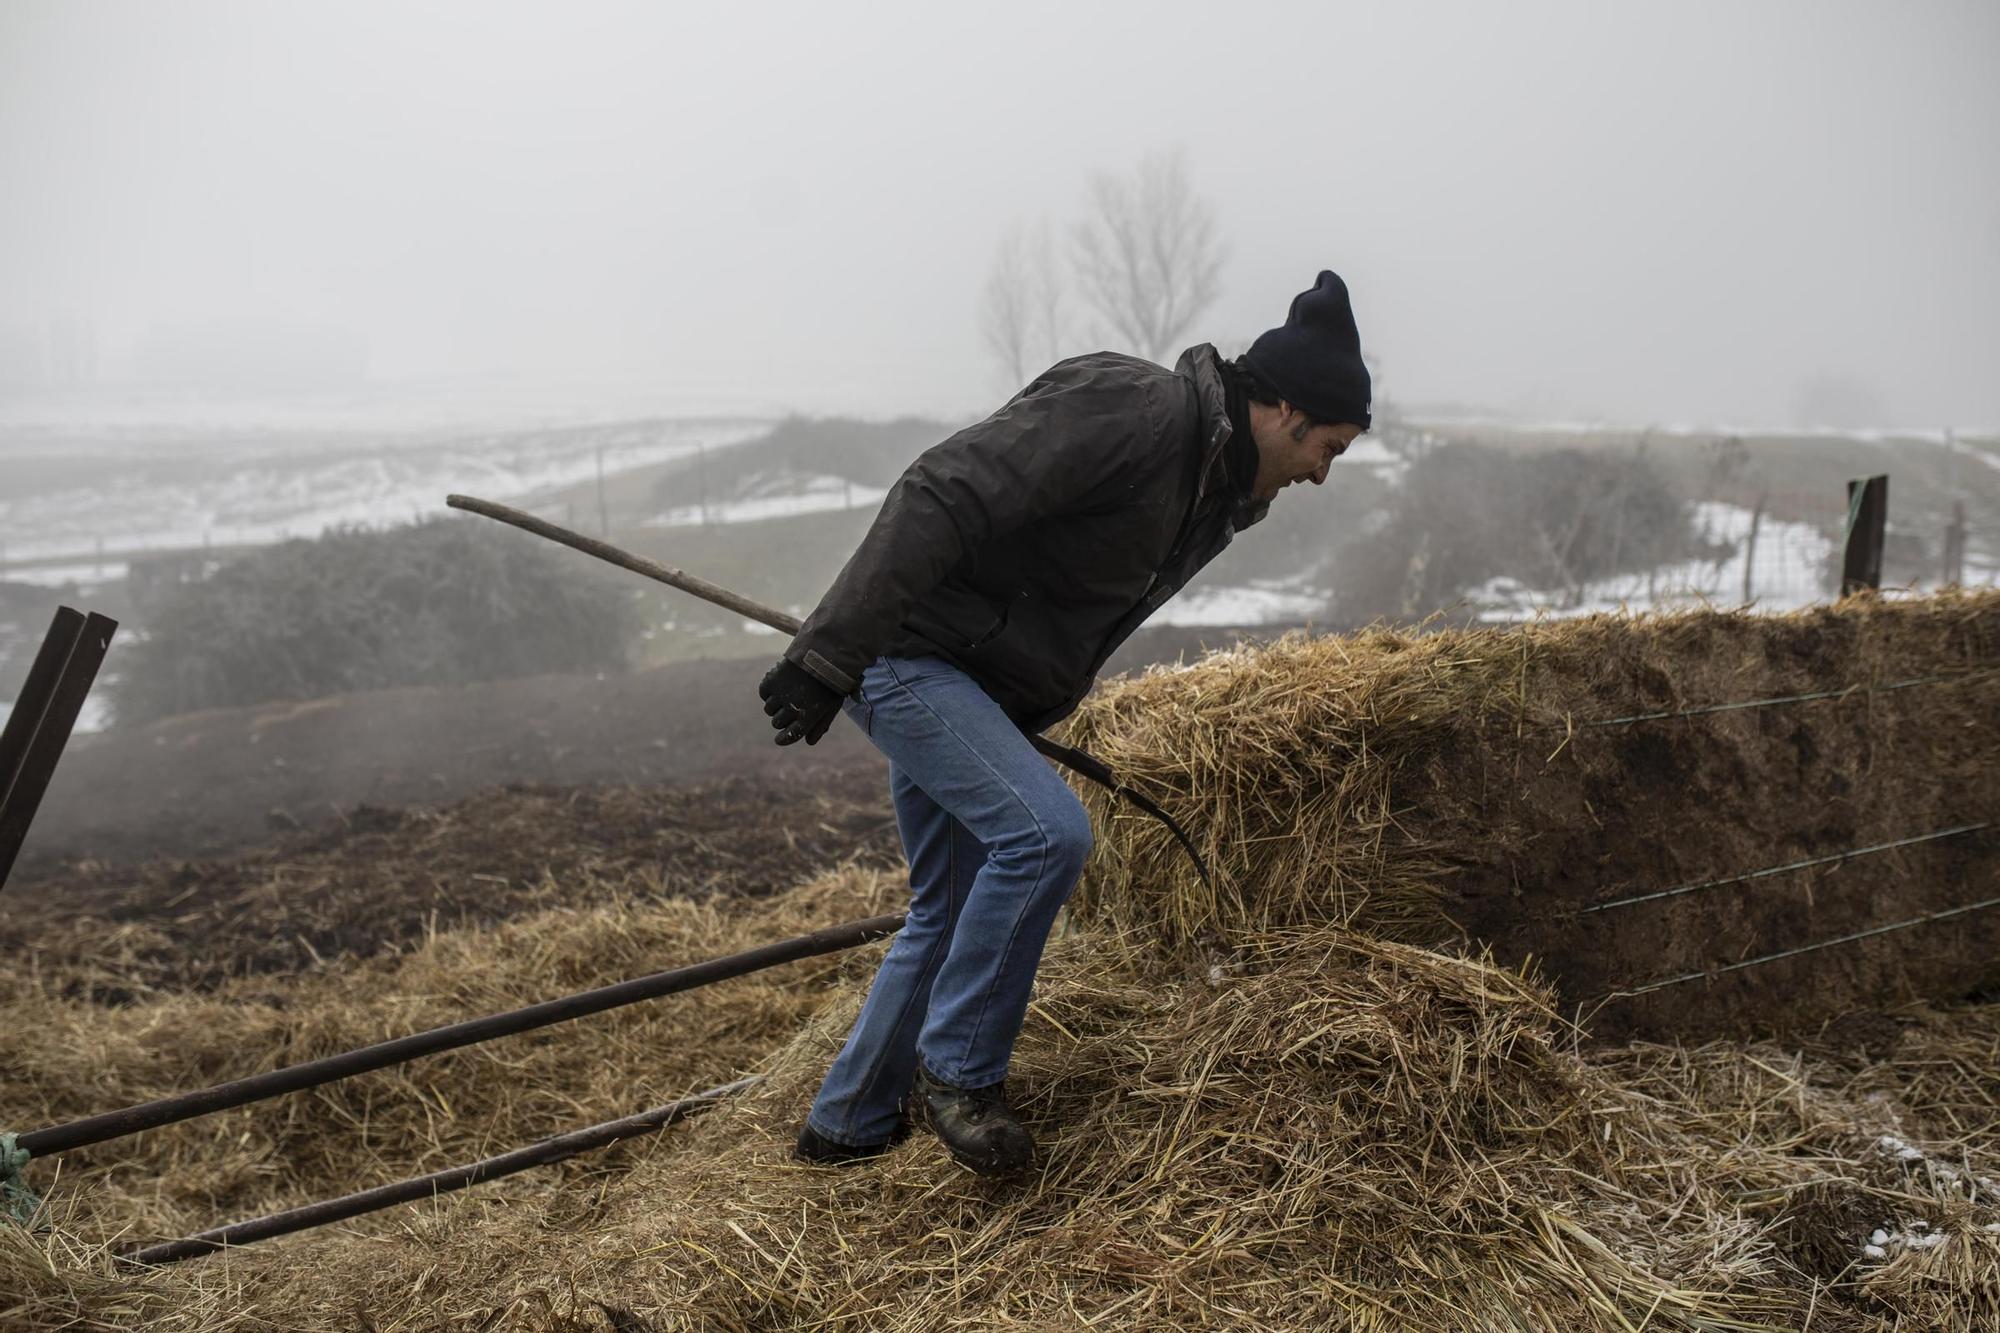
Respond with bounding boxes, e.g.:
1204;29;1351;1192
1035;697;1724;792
4;595;1997;1330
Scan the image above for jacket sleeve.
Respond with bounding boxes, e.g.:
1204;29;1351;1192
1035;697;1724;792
784;359;1170;693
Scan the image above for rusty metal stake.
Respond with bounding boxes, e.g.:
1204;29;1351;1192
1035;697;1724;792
0;606;116;891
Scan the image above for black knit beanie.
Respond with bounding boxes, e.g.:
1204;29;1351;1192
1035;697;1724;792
1243;270;1371;430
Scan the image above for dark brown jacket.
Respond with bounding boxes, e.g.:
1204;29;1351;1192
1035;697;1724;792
785;343;1266;732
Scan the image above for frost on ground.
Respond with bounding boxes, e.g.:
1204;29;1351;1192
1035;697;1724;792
1848;1135;2000;1264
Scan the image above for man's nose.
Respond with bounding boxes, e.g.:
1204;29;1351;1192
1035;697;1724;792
1311;459;1332;484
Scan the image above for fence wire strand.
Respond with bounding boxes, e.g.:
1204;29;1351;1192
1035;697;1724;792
1582;822;1992;915
1610;894;2000;999
1567;664;1997;730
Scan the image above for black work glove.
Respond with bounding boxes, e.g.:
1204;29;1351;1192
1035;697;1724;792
758;658;844;746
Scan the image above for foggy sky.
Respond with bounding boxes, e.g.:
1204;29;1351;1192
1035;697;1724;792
4;0;1997;427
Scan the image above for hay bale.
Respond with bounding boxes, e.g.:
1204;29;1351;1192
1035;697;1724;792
1059;592;2000;1038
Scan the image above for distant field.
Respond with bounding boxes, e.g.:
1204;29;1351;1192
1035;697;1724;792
8;410;1997;720
0;416;771;570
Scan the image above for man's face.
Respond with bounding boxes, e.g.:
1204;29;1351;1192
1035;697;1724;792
1250;404;1365;503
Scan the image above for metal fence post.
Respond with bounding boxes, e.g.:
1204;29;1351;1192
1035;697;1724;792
1943;501;1967;587
1741;493;1765;604
0;608;84;804
0;608;117;891
1841;475;1888;596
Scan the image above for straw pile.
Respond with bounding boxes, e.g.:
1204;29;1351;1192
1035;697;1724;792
1;862;902;1260
5;595;1997;1329
1060;591;2000;1037
10;909;1994;1329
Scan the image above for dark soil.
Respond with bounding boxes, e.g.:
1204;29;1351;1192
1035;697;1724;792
2;774;901;996
11;623;1295;879
12;654;890;879
3;624;1285;996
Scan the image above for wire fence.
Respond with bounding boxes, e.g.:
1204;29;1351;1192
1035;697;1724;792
1542;659;1995;998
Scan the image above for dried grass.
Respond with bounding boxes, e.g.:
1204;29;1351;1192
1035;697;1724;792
5;596;1998;1329
1;863;901;1254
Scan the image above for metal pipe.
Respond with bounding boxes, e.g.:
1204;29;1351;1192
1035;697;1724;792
118;1077;761;1266
21;914;903;1157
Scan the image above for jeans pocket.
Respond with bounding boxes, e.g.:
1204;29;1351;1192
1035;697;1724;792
882;655;961;690
841;692;874;737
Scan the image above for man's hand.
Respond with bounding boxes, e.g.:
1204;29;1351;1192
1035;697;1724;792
758;658;844;746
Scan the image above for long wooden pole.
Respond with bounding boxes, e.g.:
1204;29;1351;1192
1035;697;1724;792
445;494;802;633
444;493;1216;889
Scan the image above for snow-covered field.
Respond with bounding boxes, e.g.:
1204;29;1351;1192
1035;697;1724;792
1;418;771;574
1470;500;1838;621
642;473;888;528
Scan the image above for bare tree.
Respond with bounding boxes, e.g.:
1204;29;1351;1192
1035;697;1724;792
1025;220;1064;372
1070;148;1224;363
980;218;1067;389
981;222;1035;389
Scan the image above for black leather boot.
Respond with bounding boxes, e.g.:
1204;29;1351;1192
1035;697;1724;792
912;1066;1036;1176
793;1114;910;1166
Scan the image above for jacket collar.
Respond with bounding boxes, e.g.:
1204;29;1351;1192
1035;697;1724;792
1176;343;1270;527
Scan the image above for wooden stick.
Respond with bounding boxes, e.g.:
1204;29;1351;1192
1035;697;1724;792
445;493;802;633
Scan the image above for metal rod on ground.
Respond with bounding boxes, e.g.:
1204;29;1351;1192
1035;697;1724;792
118;1077;761;1266
19;914;903;1158
444;494;1217;889
0;609;115;892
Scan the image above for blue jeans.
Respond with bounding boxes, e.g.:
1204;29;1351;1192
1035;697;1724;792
804;655;1094;1148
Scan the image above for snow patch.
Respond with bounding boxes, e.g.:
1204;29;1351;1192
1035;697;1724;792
1474;501;1836;622
1152;580;1328;627
0;419;771;567
642;474;886;528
